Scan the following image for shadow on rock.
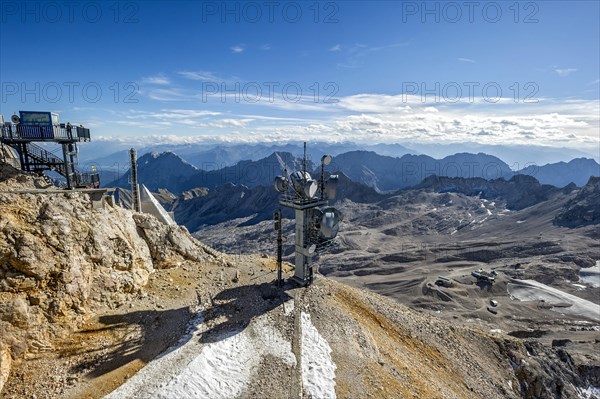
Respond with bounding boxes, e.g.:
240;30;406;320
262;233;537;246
65;306;193;379
199;281;293;344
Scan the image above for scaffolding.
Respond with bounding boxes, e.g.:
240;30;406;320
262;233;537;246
1;113;99;189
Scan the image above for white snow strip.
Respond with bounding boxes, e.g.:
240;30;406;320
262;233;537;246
284;299;295;316
508;279;600;322
300;312;336;399
103;312;207;399
152;329;254;399
104;313;295;399
579;262;600;288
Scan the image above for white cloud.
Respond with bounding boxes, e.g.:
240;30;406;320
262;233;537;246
230;45;245;53
126;109;221;120
145;88;201;102
260;44;271;51
96;92;598;152
211;118;252;128
142;74;171;85
329;44;341;51
457;58;475;63
554;68;577;77
177;71;235;83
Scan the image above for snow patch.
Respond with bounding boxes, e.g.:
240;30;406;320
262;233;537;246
105;313;295;399
579;262;600;288
152;329;254;399
284;299;295;316
103;312;207;399
508;279;600;322
301;312;336;399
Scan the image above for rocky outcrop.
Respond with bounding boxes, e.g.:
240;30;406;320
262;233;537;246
554;176;600;227
416;174;560;210
0;343;10;393
0;163;219;394
132;213;221;267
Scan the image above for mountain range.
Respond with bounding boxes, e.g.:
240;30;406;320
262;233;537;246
79;141;598;169
107;149;600;194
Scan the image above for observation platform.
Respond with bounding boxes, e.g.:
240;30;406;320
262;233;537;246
1;123;90;143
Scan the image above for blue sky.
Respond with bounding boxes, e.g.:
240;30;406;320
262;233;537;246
1;1;598;152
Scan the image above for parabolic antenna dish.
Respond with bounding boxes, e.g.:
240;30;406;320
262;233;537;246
304;180;318;199
319;207;343;239
274;175;288;193
290;171;317;199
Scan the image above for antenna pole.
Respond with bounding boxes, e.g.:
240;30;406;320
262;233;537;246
303;141;307;177
274;209;283;287
320;159;325;200
130;148;141;212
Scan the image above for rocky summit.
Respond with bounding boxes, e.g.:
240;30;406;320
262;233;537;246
0;161;598;399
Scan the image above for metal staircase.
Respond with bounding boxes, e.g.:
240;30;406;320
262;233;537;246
4;141;98;188
23;142;68;175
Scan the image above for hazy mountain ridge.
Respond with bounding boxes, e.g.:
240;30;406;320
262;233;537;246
332;151;514;192
179;151;311;192
108;149;599;197
519;158;600;187
108;152;198;193
84;142;415;183
80;141;598;169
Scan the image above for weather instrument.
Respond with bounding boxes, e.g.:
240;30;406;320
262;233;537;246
273;142;343;287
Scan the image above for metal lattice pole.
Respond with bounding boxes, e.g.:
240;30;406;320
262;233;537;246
130;148;141;212
275;209;283;287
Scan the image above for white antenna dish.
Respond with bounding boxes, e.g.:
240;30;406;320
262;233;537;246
274;175;289;193
304;180;318;199
321;155;332;166
319;207;344;239
11;114;20;124
291;171;317;199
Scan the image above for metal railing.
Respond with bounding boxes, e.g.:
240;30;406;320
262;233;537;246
24;142;67;175
1;123;90;142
